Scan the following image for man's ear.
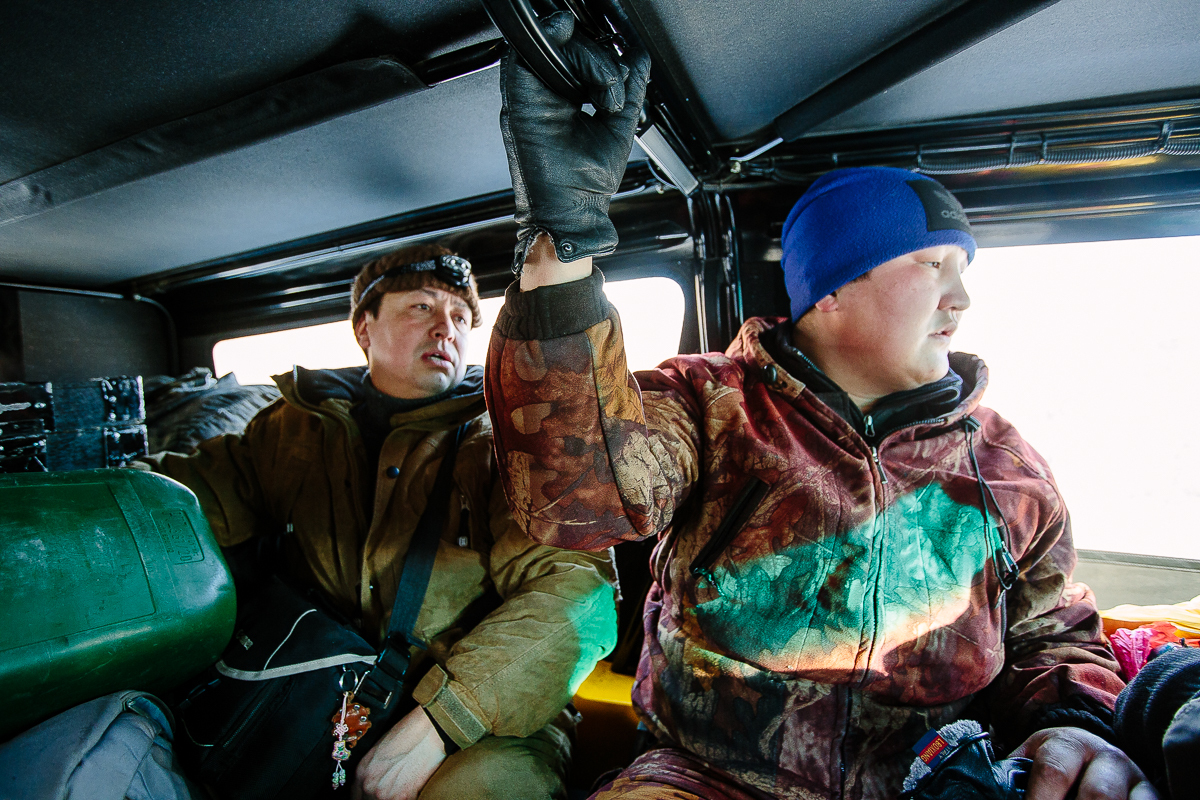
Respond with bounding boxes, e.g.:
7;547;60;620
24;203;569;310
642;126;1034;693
812;292;839;313
353;314;371;353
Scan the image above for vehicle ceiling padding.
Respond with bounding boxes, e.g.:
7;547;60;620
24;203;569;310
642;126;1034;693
4;0;1200;289
0;60;428;228
0;0;492;183
811;0;1200;136
630;0;1200;144
0;0;501;286
623;0;966;141
0;68;514;287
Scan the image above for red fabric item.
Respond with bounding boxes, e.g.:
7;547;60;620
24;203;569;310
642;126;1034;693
1111;622;1197;679
1111;627;1154;680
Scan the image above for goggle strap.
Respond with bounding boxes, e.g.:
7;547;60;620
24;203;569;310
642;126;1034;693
357;255;472;304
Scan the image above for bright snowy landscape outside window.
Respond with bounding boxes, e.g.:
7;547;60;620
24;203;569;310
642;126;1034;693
951;235;1200;561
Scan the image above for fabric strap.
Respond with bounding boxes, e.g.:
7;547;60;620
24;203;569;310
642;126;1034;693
359;423;466;709
387;423;466;649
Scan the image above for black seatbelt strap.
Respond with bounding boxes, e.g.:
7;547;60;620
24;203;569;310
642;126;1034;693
357;423;467;710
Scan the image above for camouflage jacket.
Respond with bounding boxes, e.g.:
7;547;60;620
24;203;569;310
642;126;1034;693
147;365;617;749
485;270;1124;799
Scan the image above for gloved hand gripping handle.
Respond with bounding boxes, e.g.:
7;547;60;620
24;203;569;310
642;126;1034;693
499;11;651;273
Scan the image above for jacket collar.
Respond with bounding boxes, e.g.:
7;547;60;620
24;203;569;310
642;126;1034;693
729;317;988;437
273;364;486;431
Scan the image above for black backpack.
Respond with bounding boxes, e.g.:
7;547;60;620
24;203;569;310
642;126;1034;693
174;425;466;800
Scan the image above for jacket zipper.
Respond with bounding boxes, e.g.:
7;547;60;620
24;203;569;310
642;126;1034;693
870;414;953;484
863;415;889;485
689;476;771;590
869;446;887;485
839;688;852;799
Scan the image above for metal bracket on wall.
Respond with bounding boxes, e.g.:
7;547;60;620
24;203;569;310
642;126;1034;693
636;125;700;195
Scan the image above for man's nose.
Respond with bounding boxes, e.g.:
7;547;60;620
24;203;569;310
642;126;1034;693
430;308;456;340
943;268;971;312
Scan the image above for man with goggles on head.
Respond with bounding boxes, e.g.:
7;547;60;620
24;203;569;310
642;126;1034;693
148;243;618;800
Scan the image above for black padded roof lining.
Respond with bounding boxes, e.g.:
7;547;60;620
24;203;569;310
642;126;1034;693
631;0;1200;145
1;59;428;227
0;0;493;183
0;68;515;287
812;0;1200;135
3;0;1199;288
624;0;965;142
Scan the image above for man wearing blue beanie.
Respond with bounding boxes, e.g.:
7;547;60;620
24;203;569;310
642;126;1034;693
781;166;977;321
485;24;1148;800
778;167;978;412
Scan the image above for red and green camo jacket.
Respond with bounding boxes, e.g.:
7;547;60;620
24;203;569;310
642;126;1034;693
485;269;1125;800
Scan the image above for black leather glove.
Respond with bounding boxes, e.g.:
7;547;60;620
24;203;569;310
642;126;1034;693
499;11;651;271
902;722;1032;800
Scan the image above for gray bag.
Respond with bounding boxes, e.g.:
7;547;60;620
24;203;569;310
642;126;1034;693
0;691;196;800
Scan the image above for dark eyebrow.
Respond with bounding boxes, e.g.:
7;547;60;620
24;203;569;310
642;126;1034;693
417;287;470;314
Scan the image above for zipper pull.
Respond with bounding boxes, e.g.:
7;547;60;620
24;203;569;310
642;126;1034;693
864;414;875;438
871;446;888;484
692;567;725;597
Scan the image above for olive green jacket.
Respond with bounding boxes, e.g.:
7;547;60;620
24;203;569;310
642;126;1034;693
147;365;617;748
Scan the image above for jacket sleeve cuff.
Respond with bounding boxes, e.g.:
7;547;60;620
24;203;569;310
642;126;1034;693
494;267;611;340
1022;701;1117;745
414;665;490;750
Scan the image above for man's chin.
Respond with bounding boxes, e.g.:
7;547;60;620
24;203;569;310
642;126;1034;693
909;354;951;387
418;363;464;395
418;374;454;396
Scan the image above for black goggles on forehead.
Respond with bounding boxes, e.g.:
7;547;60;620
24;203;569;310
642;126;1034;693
359;254;473;301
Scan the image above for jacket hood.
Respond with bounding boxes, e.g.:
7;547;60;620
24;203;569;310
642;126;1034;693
729;316;989;428
273;364;485;429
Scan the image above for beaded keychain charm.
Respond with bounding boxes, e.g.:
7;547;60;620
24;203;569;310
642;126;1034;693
331;671;373;789
331;691;352;788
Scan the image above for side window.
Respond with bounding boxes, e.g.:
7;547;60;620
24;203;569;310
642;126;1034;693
952;235;1200;560
212;275;687;383
212;321;366;386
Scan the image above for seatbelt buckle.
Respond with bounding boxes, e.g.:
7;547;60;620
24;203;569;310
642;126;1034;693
356;643;411;710
374;643;412;680
356;669;398;710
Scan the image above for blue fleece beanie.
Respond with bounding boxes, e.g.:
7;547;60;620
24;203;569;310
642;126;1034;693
781;167;977;321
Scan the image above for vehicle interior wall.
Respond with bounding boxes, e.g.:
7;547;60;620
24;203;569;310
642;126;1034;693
0;288;172;382
1074;552;1200;609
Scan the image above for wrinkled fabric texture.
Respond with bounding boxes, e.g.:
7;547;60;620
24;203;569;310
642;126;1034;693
590;748;776;800
419;710;575;800
0;691;196;800
145;364;618;752
499;11;650;268
1115;646;1200;798
485;270;1124;799
1161;696;1200;800
144;367;280;455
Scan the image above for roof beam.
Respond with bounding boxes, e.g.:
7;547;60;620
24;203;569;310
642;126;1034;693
773;0;1065;142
